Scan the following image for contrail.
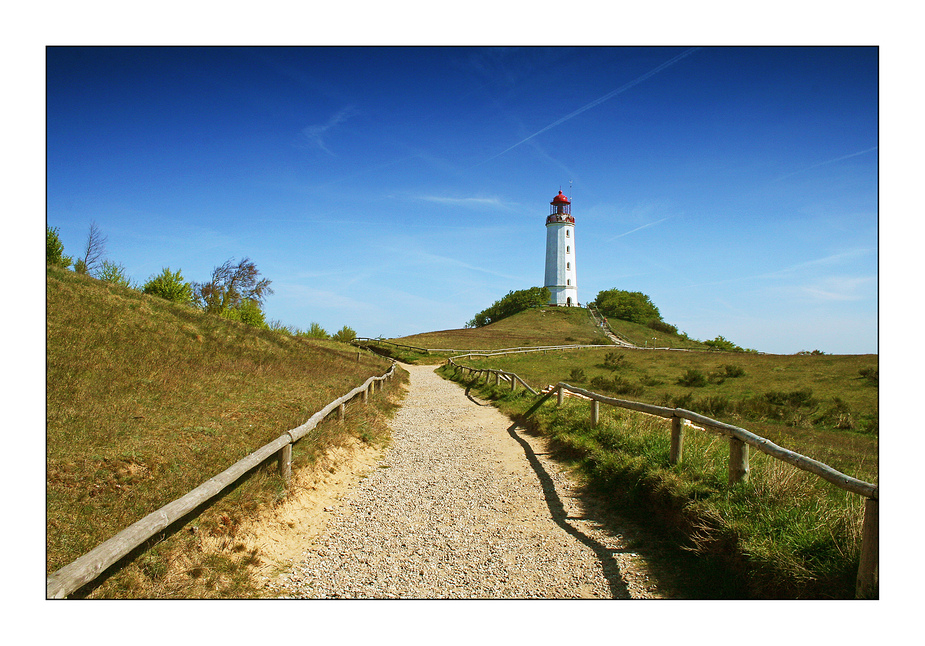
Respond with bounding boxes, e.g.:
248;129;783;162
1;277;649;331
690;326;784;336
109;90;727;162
608;215;674;241
480;47;701;164
774;146;878;181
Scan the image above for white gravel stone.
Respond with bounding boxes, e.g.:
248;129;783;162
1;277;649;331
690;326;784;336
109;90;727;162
274;363;664;599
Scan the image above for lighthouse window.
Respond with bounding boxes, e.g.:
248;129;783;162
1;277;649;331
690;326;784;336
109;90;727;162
567;262;571;270
566;246;570;254
566;230;570;238
567;279;571;285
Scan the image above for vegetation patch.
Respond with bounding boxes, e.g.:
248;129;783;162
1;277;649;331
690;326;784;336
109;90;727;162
440;343;877;598
46;265;399;597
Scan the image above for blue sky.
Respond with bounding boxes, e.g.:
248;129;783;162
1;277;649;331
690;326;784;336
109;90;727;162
46;46;879;354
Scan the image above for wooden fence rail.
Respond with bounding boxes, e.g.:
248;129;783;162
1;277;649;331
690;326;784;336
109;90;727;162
445;358;878;598
47;363;397;600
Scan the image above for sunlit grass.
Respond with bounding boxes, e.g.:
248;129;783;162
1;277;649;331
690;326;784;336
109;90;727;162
46;265;396;596
439;358;876;598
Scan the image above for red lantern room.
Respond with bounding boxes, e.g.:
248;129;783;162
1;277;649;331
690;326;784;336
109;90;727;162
547;190;574;224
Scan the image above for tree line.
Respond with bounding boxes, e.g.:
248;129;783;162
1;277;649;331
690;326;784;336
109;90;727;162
46;224;356;342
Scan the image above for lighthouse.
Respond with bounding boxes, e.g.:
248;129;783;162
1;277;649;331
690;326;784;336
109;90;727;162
544;190;578;306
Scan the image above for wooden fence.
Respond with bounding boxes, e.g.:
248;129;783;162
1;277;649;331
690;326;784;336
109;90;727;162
445;357;878;599
46;363;397;599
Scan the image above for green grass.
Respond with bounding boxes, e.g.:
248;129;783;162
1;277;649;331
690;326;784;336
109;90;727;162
441;367;874;598
389;306;611;353
459;346;878;475
46;264;400;597
436;310;878;598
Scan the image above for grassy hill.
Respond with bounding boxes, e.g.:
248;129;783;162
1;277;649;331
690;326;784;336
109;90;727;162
387;305;714;358
46;265;397;597
390;306;609;353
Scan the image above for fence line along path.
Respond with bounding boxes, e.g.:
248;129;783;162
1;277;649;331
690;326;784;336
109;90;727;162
275;363;664;599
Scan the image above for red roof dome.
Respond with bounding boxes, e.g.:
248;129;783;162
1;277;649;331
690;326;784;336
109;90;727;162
551;190;571;205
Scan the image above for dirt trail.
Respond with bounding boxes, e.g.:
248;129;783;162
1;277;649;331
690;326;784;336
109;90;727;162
240;363;669;598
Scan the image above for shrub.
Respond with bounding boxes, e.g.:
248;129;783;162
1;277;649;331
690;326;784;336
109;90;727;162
594;288;661;325
814;398;855;430
332;325;357;343
720;364;746;378
858;367;878;385
143;268;193;304
647;319;678;335
222;299;267;329
602;352;624;371
568;368;586;383
47;226;72;268
304;322;329;339
708;364;746;384
97;260;133;288
677;368;708;387
763;389;816;408
467;286;551;327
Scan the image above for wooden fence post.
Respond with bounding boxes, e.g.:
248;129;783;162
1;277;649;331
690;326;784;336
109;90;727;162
495;372;500;386
361;386;368;404
557;386;564;406
729;436;749;484
856;497;879;599
591;399;600;427
278;443;292;483
670;417;684;465
510;374;516;392
338;402;346;420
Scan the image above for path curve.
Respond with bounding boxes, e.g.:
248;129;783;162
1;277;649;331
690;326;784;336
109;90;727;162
276;363;664;599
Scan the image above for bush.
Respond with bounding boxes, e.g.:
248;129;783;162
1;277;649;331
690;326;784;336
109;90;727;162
332;325;357;343
594;289;661;325
467;287;551;328
858;367;878;385
568;368;586;383
47;226;72;268
647;319;678;335
677;368;708;387
97;260;133;288
222;299;267;329
302;322;329;339
142;268;193;304
708;364;746;384
602;352;624;371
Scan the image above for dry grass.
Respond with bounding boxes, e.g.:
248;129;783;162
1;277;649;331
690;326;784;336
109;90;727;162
46;265;396;596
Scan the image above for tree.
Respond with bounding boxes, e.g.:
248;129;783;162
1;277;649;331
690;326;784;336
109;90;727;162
46;226;72;268
594;289;662;325
193;257;273;315
75;221;108;275
143;267;193;304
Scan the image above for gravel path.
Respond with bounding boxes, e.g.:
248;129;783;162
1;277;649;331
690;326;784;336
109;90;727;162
275;363;664;599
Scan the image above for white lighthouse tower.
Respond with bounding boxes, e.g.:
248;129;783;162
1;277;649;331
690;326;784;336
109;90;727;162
544;190;578;306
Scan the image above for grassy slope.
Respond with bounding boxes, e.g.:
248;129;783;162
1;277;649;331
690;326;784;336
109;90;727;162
46;265;395;595
392;306;610;351
429;306;878;598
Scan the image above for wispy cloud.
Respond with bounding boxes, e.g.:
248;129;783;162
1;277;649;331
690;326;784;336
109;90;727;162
773;146;878;182
800;276;875;302
478;47;700;165
608;216;674;241
299;105;359;155
688;248;874;289
417;195;511;209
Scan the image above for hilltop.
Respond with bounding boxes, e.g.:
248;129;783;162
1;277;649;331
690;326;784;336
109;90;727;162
388;305;710;354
